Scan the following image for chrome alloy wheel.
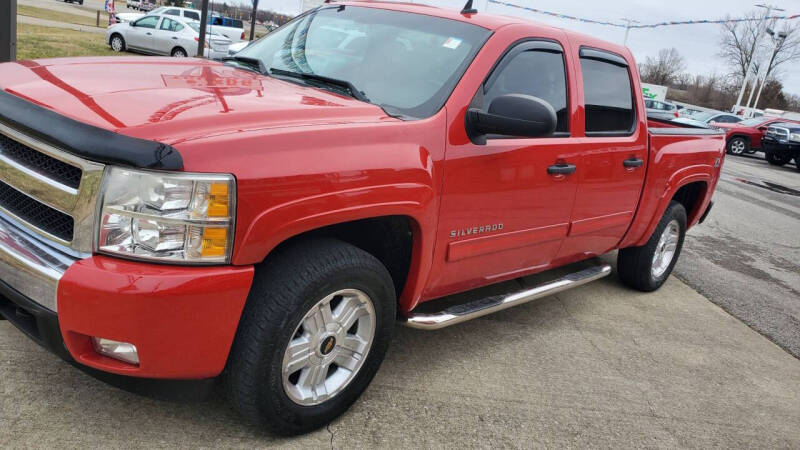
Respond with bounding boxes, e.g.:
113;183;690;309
282;289;376;406
111;36;123;52
652;219;680;279
730;139;746;154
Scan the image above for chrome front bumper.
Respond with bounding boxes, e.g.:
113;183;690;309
0;214;78;312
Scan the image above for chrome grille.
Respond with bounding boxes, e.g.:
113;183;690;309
0;180;74;241
0;121;104;255
0;133;83;189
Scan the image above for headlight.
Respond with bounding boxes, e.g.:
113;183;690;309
97;167;235;264
790;132;800;142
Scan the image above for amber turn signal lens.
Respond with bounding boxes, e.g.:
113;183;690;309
201;227;228;257
208;182;229;217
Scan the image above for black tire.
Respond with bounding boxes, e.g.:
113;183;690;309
618;201;687;292
795;157;800;172
226;238;396;436
109;34;125;52
726;136;749;155
171;47;187;57
765;151;792;166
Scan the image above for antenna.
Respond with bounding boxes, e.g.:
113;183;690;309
461;0;477;15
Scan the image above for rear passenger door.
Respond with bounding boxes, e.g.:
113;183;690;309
555;47;648;260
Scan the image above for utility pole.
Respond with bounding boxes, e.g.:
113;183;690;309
752;28;788;114
197;0;209;57
733;4;783;115
249;0;259;41
1;0;17;62
621;18;639;46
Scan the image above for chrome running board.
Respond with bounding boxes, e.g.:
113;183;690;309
403;264;612;330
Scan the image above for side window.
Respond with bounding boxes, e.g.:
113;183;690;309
159;18;175;31
184;11;199;21
174;23;184;32
580;50;635;135
165;9;179;16
483;44;569;134
134;15;159;29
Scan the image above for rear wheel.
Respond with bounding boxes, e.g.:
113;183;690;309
618;201;687;292
765;152;792;166
226;238;396;435
171;47;187;57
726;137;748;155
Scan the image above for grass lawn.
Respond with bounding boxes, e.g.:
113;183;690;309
17;5;106;28
17;23;119;60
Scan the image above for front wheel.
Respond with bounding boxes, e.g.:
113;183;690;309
726;137;749;155
110;34;125;52
226;238;396;435
765;152;792;166
618;201;687;292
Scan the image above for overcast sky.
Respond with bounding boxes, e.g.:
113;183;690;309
252;0;800;97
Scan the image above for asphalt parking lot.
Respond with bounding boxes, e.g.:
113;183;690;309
675;153;800;358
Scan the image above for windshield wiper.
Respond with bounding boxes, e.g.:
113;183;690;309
221;56;266;74
269;68;369;102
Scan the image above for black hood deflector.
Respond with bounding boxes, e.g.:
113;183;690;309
0;90;183;170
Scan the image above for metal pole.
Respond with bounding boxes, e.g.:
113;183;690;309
1;0;17;62
733;5;782;114
621;19;638;46
249;0;259;41
752;32;786;113
197;0;209;57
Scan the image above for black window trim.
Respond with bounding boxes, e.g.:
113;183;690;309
470;37;572;142
579;46;638;138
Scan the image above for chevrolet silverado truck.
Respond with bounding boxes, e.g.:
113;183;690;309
0;2;723;435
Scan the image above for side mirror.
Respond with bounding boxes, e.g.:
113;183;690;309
466;94;557;142
130;21;136;27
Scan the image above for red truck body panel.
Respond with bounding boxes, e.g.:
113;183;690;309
0;2;724;379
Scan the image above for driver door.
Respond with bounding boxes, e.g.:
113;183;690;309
425;39;582;298
127;15;159;51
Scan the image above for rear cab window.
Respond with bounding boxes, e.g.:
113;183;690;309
579;48;636;136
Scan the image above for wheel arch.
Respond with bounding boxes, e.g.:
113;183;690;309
171;46;188;57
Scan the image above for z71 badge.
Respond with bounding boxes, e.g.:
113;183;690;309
450;223;503;238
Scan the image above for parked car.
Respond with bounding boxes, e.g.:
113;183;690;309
116;5;201;23
644;99;679;121
0;2;723;436
761;123;800;170
713;116;800;156
126;0;141;10
60;0;84;4
672;111;741;128
208;14;246;42
106;14;231;58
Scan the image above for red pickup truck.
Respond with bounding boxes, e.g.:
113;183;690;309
0;2;722;435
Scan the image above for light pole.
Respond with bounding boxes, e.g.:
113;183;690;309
733;4;784;115
752;28;788;115
621;18;639;46
197;0;210;57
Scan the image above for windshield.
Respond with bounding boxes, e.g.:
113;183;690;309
739;117;769;127
237;5;491;118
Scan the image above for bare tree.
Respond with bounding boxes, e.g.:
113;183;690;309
639;48;687;86
719;11;800;81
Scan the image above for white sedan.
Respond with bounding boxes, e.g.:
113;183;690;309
106;14;231;59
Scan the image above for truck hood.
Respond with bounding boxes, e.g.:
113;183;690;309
0;57;390;144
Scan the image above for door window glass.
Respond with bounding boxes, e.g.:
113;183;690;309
134;15;159;29
184;11;199;20
165;9;179;15
484;49;569;133
580;54;635;134
159;18;177;31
